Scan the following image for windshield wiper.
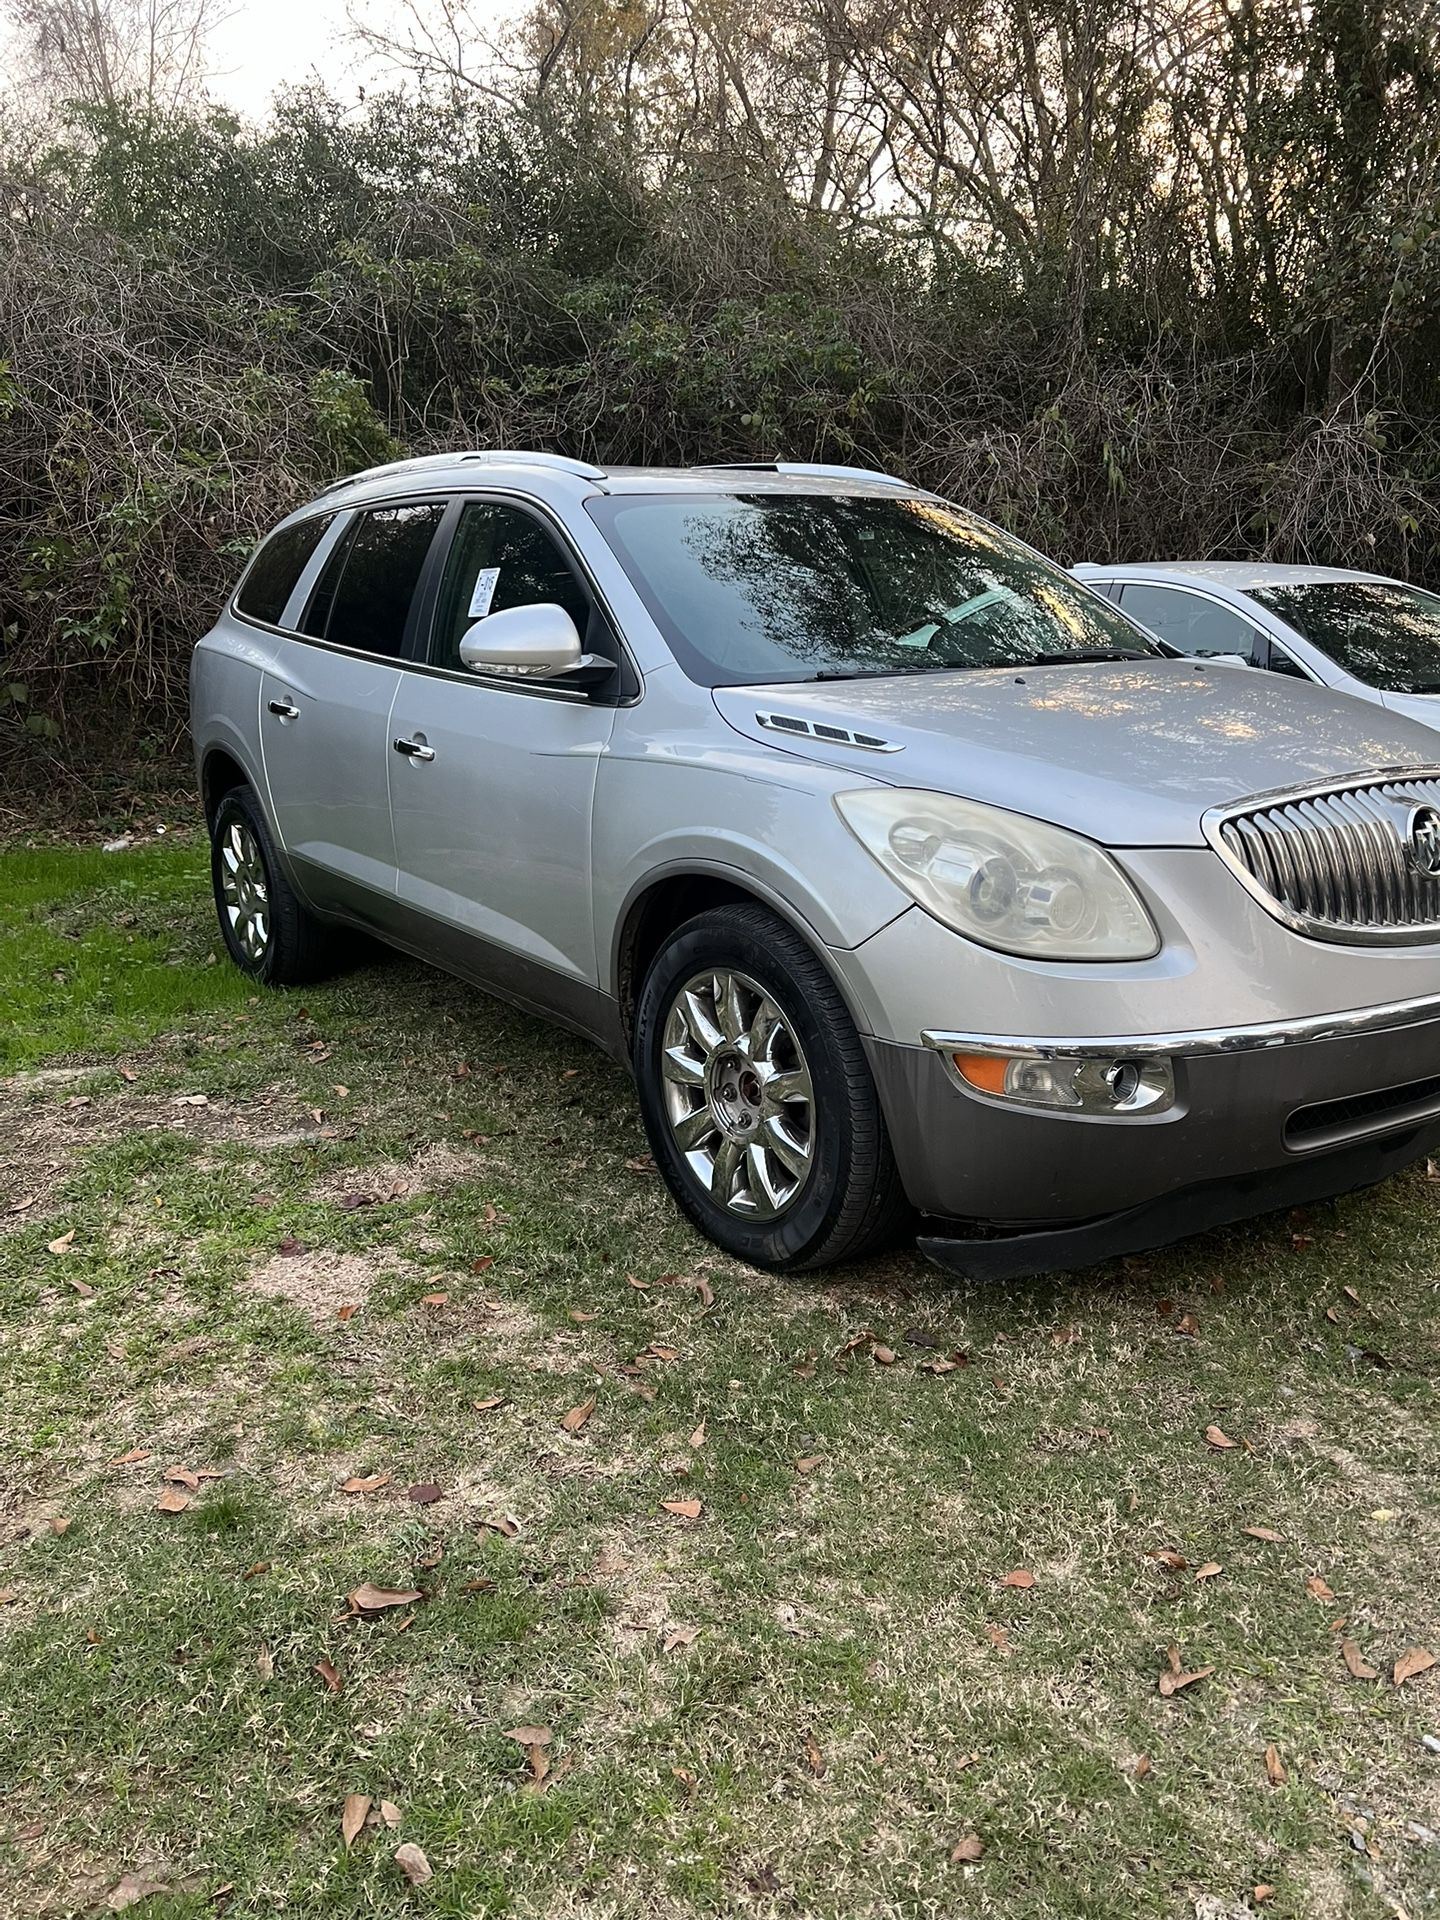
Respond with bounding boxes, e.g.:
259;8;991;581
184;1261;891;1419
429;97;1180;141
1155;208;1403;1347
810;662;962;681
1027;648;1154;666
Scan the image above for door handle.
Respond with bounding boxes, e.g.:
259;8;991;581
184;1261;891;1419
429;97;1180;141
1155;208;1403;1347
268;698;299;719
393;737;435;762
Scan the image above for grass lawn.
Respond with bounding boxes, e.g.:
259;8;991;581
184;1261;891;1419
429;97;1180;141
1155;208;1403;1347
1;837;1439;1918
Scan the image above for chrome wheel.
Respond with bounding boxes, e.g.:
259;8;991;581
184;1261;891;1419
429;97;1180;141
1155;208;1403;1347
218;817;270;965
660;968;816;1219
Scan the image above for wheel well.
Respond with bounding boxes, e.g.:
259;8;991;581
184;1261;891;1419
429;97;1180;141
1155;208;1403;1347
616;874;763;1042
201;748;249;826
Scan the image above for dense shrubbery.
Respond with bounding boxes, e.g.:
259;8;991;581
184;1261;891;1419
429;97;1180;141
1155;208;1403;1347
1;27;1439;781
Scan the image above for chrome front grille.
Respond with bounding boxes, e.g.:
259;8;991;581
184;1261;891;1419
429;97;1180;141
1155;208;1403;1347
1206;771;1440;945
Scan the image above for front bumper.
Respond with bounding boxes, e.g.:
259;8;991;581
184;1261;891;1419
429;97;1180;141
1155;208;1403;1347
865;998;1440;1277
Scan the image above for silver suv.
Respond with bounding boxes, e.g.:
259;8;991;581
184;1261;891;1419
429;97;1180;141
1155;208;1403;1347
192;451;1440;1278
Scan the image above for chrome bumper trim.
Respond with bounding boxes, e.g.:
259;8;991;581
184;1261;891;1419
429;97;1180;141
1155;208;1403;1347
922;991;1440;1061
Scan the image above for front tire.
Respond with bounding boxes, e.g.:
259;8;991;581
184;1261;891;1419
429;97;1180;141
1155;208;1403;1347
210;784;335;986
633;905;909;1270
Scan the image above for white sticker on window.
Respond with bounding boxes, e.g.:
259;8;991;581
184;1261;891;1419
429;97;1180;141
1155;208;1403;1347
467;565;501;619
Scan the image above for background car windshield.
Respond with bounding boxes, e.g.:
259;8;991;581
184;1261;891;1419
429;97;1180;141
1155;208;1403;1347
1249;580;1440;694
588;493;1158;684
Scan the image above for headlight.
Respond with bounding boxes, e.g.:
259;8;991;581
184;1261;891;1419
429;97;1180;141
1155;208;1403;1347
834;789;1160;960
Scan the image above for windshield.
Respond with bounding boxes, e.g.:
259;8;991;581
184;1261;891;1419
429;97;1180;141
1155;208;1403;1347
586;492;1160;685
1249;579;1440;694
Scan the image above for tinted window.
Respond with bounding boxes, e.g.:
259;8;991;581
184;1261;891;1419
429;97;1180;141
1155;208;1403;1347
586;493;1158;685
1248;580;1440;693
1119;584;1260;661
429;501;591;672
304;503;445;656
235;514;334;625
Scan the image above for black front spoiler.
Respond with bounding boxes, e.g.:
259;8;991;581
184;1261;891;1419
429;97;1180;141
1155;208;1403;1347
916;1121;1440;1281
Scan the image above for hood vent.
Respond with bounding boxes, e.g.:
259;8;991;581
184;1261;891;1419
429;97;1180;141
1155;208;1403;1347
755;711;902;753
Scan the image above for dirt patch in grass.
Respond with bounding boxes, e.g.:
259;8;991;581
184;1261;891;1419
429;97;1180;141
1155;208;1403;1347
307;1141;494;1209
244;1247;393;1328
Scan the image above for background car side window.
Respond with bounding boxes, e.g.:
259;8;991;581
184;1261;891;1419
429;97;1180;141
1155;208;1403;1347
1118;584;1262;662
235;513;335;626
299;502;445;656
429;501;593;673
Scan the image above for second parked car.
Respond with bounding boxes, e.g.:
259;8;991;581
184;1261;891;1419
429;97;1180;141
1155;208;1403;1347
1074;561;1440;730
193;456;1440;1278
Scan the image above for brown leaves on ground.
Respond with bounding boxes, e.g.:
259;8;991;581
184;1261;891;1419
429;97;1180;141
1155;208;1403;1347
1244;1525;1283;1542
663;1624;701;1654
1204;1424;1237;1450
689;1419;707;1450
394;1842;432;1887
1264;1743;1287;1786
1195;1562;1223;1580
1158;1644;1214;1697
341;1473;391;1494
1394;1646;1438;1686
407;1483;443;1505
314;1657;343;1694
662;1497;702;1521
473;1394;507;1412
950;1834;984;1863
1341;1640;1379;1681
504;1724;554;1787
46;1229;75;1255
1001;1569;1035;1590
348;1582;422;1616
341;1794;371;1847
1304;1573;1337;1603
794;1455;823;1474
155;1489;190;1514
804;1733;825;1776
561;1396;596;1434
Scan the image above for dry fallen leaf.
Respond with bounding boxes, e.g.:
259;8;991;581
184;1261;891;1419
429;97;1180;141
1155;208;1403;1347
473;1395;507;1412
108;1874;173;1911
379;1800;402;1829
342;1793;371;1847
689;1420;707;1450
983;1623;1013;1656
155;1489;190;1514
561;1397;596;1434
1244;1525;1283;1542
1254;1886;1277;1904
341;1474;391;1495
394;1842;432;1888
111;1447;151;1466
315;1657;343;1694
1157;1645;1214;1696
47;1516;72;1536
1264;1743;1287;1786
950;1834;984;1863
478;1514;521;1538
1133;1754;1152;1779
348;1582;422;1614
1204;1424;1237;1449
1341;1639;1379;1681
256;1642;274;1680
407;1483;443;1505
568;1308;597;1323
1394;1646;1438;1687
69;1277;95;1297
1153;1549;1188;1571
663;1624;701;1653
687;1275;716;1308
471;1255;495;1273
336;1303;359;1322
870;1343;897;1365
420;1291;449;1307
662;1498;703;1520
804;1733;825;1776
46;1230;75;1256
504;1724;553;1746
794;1455;823;1474
1195;1562;1223;1580
1001;1569;1035;1589
1305;1574;1337;1603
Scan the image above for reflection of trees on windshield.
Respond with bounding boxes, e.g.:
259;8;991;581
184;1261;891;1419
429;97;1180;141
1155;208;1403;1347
1251;582;1440;694
598;493;1155;684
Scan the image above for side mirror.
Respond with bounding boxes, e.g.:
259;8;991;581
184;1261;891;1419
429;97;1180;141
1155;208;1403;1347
459;602;583;678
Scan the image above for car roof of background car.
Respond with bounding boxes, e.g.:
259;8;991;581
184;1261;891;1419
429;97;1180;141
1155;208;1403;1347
1073;560;1394;589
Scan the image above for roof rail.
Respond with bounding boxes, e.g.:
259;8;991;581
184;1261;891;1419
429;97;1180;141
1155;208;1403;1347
316;449;606;497
706;460;912;489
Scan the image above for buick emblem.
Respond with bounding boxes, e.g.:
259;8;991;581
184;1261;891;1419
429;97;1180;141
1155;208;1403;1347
1406;804;1440;877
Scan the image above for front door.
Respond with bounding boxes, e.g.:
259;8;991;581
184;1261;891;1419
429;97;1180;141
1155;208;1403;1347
260;499;446;920
388;496;621;997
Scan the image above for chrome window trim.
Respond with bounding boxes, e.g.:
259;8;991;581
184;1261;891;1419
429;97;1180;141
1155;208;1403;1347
923;988;1440;1062
1202;767;1440;947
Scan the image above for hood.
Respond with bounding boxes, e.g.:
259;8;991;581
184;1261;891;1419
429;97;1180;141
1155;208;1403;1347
713;661;1440;847
1381;689;1440;730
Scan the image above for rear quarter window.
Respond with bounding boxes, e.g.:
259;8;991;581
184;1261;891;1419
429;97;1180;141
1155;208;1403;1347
235;514;335;626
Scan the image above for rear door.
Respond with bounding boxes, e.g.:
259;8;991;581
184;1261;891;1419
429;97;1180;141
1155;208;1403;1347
387;494;624;997
259;499;446;920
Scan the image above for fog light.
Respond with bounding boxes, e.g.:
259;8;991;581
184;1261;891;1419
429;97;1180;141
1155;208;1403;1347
952;1051;1174;1115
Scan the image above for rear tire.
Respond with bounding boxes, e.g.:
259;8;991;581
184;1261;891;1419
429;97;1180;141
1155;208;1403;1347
633;904;910;1270
210;784;335;986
